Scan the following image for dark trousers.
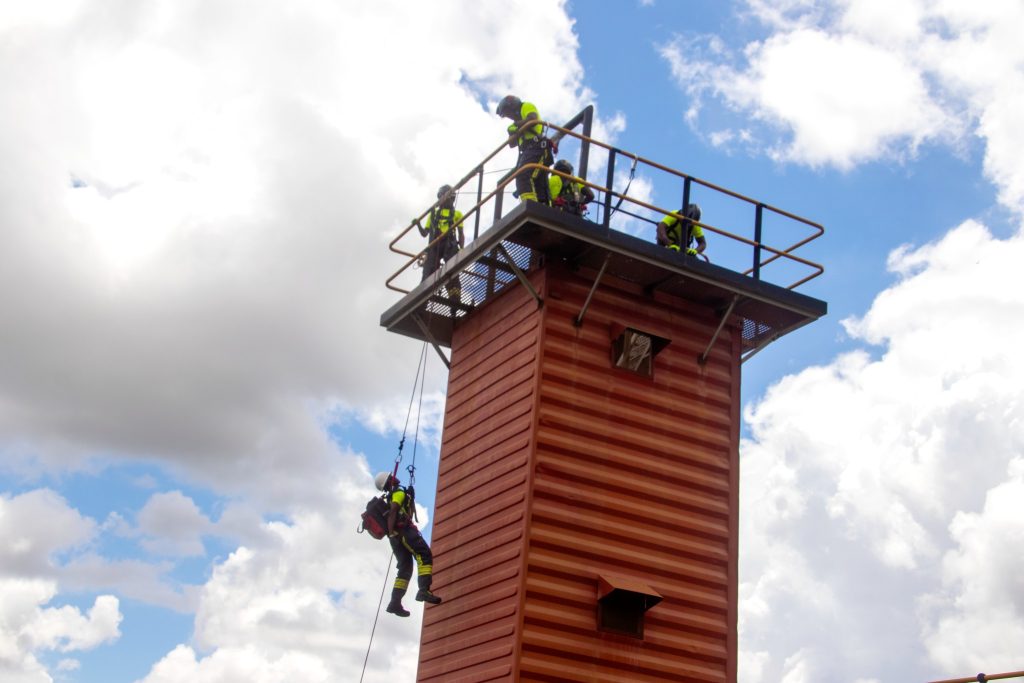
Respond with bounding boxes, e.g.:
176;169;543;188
515;141;550;204
420;234;461;299
389;525;433;599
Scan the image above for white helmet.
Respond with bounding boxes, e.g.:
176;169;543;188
374;471;394;491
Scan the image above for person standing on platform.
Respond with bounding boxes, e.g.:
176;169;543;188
496;94;552;205
418;184;464;301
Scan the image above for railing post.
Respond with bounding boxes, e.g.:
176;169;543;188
680;177;693;250
753;203;764;280
494;172;507;224
603;149;617;228
474;165;483;240
578;105;594;182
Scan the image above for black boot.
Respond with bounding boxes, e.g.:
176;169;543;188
415;589;442;604
386;587;410;617
386;600;410;617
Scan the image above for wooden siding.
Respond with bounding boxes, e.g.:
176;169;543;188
515;262;740;682
418;272;545;683
419;261;740;682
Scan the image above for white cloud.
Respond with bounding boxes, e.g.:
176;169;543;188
138;644;331;683
137;474;424;683
21;594;121;653
754;29;950;168
0;0;598;510
136;491;212;557
0;0;610;680
55;659;79;672
357;389;448;456
921;458;1024;673
737;220;1024;680
59;554;196;614
0;490;95;575
0;578;121;682
661;0;1024;213
839;0;925;45
779;649;812;683
662;27;952;170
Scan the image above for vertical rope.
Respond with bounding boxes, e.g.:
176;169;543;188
360;342;430;679
358;552;395;683
393;343;429;475
407;346;428;486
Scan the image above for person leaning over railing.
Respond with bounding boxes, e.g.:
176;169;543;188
657;203;707;256
548;159;594;217
496;94;552;205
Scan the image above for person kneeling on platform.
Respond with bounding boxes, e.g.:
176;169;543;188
549;159;594;217
657;203;707;256
374;471;442;617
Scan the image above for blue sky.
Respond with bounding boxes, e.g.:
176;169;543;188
2;1;1023;682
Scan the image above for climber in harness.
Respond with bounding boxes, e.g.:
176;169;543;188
548;159;594;217
496;94;552;205
657;203;707;257
418;184;464;301
374;471;442;617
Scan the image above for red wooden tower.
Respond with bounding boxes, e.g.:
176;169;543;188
382;120;826;682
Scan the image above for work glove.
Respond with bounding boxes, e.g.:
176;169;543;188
686;248;698;256
668;244;680;252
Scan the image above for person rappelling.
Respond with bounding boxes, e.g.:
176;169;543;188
373;470;442;617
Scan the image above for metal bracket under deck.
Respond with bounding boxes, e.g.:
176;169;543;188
411;313;451;369
699;295;740;365
574;253;612;327
740;331;780;365
496;243;543;308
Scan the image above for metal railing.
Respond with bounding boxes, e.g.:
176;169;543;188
387;108;824;295
929;670;1024;683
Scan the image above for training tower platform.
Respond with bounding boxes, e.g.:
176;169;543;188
381;108;826;682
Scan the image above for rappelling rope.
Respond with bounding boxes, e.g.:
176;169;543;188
358;552;394;683
359;342;429;683
406;346;428;521
391;342;428;480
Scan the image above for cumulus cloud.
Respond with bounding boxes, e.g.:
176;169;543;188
921;458;1024;673
0;1;602;680
661;0;1024;213
136;490;212;557
136;473;420;683
59;554;195;614
0;578;121;682
0;490;94;576
0;0;597;511
737;221;1024;681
